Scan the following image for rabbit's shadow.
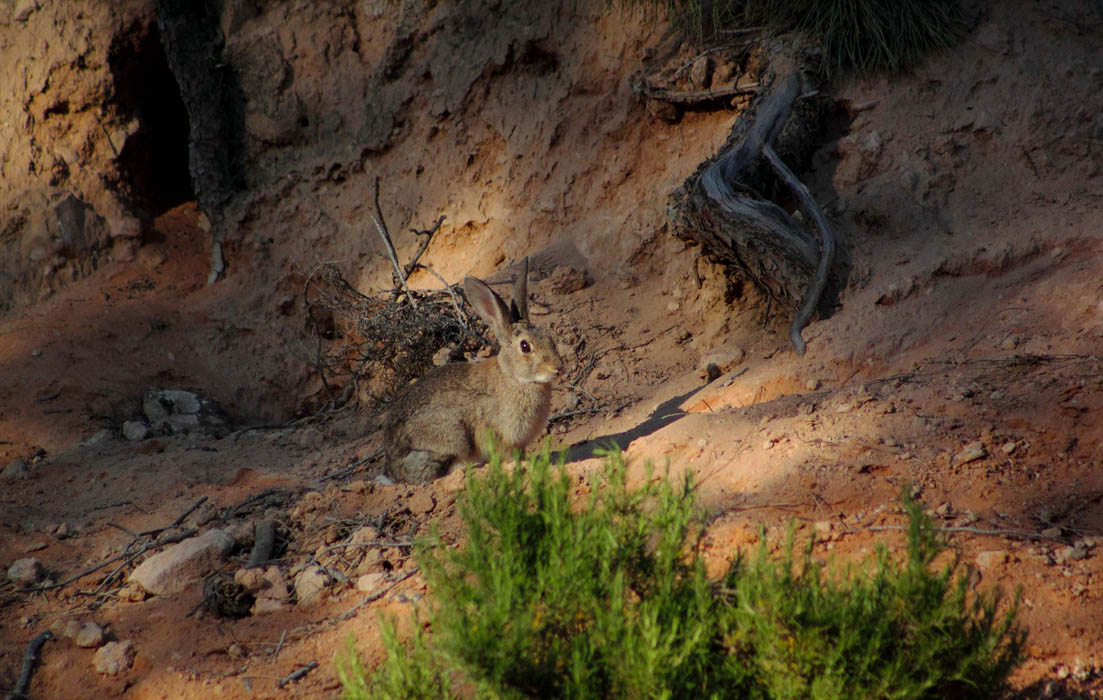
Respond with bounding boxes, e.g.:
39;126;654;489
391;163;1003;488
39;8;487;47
563;385;707;463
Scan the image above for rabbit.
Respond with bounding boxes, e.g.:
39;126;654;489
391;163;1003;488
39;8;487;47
383;257;564;483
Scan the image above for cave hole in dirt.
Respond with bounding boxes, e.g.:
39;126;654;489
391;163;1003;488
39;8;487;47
108;20;194;217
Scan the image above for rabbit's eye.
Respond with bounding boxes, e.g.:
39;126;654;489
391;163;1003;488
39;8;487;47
520;340;531;354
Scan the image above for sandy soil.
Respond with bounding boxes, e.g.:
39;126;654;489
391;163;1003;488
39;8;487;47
2;1;1103;698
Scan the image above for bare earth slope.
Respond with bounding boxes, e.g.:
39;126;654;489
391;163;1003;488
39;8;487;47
2;1;1102;697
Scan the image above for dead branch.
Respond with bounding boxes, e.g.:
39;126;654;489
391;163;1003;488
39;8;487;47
634;80;759;106
319;448;384;482
277;661;318;689
856;524;1069;544
670;67;834;355
403;215;446;278
762;142;835;355
371;177;417;308
8;630;52;700
18;529;196;594
245;520;277;569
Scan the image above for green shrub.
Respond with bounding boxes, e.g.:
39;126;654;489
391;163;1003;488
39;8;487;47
618;0;971;76
342;448;1024;699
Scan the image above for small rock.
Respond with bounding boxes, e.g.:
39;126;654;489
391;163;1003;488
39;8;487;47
227;642;245;660
110;216;142;239
1000;336;1019;351
350;526;381;545
128;529;236;595
23;541;48;553
805;378;820;391
935;503;952;517
953;441;987;466
356;573;387;593
975;550;1008;570
8;558;45;587
252;597;287;614
1041;526;1063;538
81;429;112;448
122;421;148;441
431;346;454;366
542;265;589;295
355;548;385;575
688;56;712;90
234;568;269;594
142;388;228;437
120;582;148;602
697;347;745;382
74;622;107;648
1057;543;1089;564
1001;441;1018;455
229;521;255;548
813;521;833;537
408;491;436;516
835;400;858;414
93;640;136;675
2;458;30;481
294;565;329;605
666;301;680;313
51;619;82;640
136;244;167;270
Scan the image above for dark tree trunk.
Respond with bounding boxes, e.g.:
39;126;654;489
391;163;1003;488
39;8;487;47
668;70;837;354
155;0;242;281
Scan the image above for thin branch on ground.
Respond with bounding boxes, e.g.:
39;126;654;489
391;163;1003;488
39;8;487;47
277;661;318;689
8;630;52;700
319;448;384;482
854;524;1068;544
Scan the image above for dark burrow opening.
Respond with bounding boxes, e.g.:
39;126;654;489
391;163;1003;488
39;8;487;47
108;19;194;217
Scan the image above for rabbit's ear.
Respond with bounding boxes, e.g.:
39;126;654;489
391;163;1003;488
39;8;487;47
510;257;529;322
465;275;512;341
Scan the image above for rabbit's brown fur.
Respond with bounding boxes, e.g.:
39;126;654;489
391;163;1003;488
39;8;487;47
383;259;562;483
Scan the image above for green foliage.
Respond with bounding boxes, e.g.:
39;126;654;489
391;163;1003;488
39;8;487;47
337;622;458;700
726;496;1026;699
618;0;970;76
342;448;1024;699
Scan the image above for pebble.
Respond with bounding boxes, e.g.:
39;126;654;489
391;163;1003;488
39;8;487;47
122;421;148;441
350;526;381;545
128;529;236;595
2;458;30;481
666;301;680;313
697;347;745;382
294;565;330;605
975;550;1008;570
7;558;45;587
953;441;987;466
356;573;387;593
1001;441;1018;455
407;491;436;516
1056;543;1089;564
805;378;820;391
74;622;107;648
93;640;136;675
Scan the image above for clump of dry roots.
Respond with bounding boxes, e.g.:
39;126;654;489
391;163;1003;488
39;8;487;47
304;261;487;413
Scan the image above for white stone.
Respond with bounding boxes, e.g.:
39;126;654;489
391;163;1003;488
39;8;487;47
128;530;236;595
